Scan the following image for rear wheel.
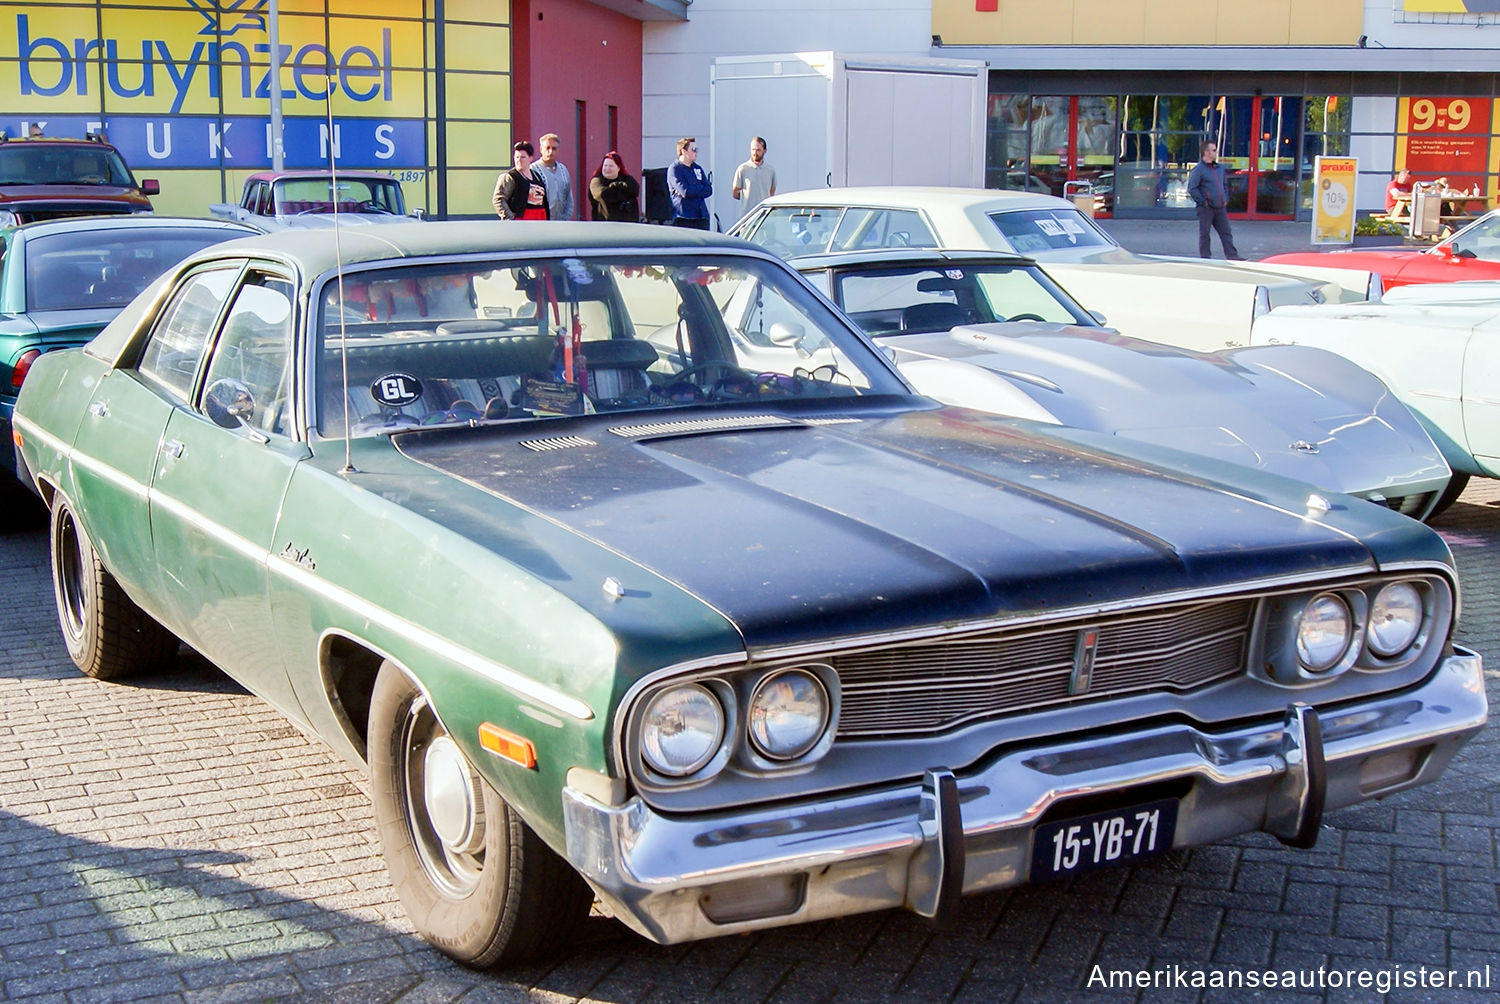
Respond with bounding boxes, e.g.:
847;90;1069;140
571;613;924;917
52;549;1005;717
368;662;592;968
1427;473;1471;521
50;497;176;679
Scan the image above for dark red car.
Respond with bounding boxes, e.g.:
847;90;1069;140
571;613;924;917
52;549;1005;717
0;135;158;224
1261;209;1500;292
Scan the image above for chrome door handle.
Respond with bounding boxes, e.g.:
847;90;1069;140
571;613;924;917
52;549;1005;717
88;401;108;418
162;440;185;460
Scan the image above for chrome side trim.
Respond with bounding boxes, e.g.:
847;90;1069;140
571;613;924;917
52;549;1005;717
270;554;595;721
150;490;265;564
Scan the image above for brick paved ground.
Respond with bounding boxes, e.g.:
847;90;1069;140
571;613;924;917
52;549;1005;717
2;484;1498;1003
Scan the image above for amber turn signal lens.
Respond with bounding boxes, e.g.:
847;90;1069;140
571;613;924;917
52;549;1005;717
478;723;537;769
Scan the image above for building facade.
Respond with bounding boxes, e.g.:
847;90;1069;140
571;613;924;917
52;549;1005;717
0;0;657;220
643;0;1500;221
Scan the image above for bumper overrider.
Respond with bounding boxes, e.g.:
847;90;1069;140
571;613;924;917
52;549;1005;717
564;647;1487;944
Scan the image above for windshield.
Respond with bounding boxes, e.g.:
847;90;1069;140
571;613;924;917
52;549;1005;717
274;177;404;215
1446;213;1500;261
831;263;1095;335
0;144;135;187
315;253;900;438
985;208;1117;256
26;226;242;311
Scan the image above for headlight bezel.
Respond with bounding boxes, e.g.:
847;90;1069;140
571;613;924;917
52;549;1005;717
1363;579;1436;665
627;662;840;788
740;665;839;771
1263;574;1447;685
633;679;735;784
1296;590;1358;674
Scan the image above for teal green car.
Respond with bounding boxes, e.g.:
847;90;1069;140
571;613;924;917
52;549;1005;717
1;215;256;504
13;222;1487;968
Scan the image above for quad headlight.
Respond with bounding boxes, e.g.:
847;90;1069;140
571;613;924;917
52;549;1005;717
1297;592;1353;672
639;683;725;777
747;669;830;761
1367;581;1423;657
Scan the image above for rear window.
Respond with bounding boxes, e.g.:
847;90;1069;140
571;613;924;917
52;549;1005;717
26;227;239;311
985;209;1115;255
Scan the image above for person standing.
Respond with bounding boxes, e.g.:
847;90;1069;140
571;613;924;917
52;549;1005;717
588;151;640;222
668;137;712;230
731;136;776;219
533;133;575;220
1186;141;1243;260
492;141;550;220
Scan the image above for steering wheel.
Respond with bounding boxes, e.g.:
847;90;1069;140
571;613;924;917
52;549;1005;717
359;201;395;215
1004;313;1047;322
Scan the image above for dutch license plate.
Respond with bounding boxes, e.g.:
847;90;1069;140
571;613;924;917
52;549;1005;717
1030;798;1178;882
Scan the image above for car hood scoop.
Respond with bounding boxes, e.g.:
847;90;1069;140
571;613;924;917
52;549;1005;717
396;409;1371;649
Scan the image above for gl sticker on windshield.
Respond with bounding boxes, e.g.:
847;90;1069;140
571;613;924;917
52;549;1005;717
372;373;422;407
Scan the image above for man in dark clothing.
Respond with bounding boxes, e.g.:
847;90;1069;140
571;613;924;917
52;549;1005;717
668;137;713;230
1186;141;1243;260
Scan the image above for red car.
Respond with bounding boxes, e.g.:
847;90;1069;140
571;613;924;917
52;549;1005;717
1261;209;1500;292
0;135;158;223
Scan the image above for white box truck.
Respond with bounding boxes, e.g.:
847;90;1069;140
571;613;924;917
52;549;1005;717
709;52;988;230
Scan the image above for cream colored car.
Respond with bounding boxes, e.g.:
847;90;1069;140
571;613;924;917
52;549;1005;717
730;187;1342;352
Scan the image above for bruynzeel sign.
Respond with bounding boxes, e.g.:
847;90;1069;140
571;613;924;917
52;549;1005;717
4;2;425;169
1311;156;1357;245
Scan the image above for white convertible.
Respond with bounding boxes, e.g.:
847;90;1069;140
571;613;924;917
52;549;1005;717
730;187;1349;353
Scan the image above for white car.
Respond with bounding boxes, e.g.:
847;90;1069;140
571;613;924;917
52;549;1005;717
718;248;1450;520
1253;280;1500;514
729;187;1344;352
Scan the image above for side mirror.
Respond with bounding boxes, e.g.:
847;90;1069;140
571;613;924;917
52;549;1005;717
410;208;427;221
1434;243;1455;259
141;179;160;196
1088;310;1109;326
204;378;255;429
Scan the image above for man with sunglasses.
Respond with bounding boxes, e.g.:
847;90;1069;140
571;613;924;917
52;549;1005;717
668;137;713;230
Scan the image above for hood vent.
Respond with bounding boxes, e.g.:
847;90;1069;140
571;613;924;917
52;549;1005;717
519;435;596;452
609;414;794;439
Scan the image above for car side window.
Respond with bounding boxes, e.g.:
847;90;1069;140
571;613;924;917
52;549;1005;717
200;274;296;438
135;269;239;402
832;209;937;251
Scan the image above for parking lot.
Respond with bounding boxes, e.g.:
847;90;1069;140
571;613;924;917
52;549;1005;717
2;479;1498;1003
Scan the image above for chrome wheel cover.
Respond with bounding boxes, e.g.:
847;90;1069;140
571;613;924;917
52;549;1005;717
53;509;87;644
400;696;487;898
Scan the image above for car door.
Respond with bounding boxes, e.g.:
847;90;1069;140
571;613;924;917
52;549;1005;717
1461;313;1500;473
66;266;239;608
148;267;310;719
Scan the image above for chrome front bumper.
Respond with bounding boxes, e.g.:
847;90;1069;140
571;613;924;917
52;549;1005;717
563;647;1487;944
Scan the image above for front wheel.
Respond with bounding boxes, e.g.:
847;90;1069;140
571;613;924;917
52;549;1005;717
49;496;176;679
368;662;592;968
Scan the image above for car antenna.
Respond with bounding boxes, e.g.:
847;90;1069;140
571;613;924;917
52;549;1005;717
323;72;356;475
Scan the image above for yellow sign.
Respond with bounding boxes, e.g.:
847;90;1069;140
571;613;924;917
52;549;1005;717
1311;156;1357;245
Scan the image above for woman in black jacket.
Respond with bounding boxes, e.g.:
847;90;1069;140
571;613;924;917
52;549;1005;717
492;141;550;220
588;151;640;222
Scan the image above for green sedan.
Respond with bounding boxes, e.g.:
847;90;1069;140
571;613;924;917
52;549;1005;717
13;221;1487;967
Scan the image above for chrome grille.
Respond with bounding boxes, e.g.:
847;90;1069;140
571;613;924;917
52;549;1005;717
832;599;1255;737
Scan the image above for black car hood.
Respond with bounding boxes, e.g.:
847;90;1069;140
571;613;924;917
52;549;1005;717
396;406;1373;650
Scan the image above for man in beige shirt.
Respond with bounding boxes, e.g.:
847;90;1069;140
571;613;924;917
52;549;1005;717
731;136;776;220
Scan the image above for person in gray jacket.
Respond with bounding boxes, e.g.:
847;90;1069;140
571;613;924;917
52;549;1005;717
1186;141;1243;260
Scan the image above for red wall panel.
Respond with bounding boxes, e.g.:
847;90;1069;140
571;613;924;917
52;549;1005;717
512;0;643;218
